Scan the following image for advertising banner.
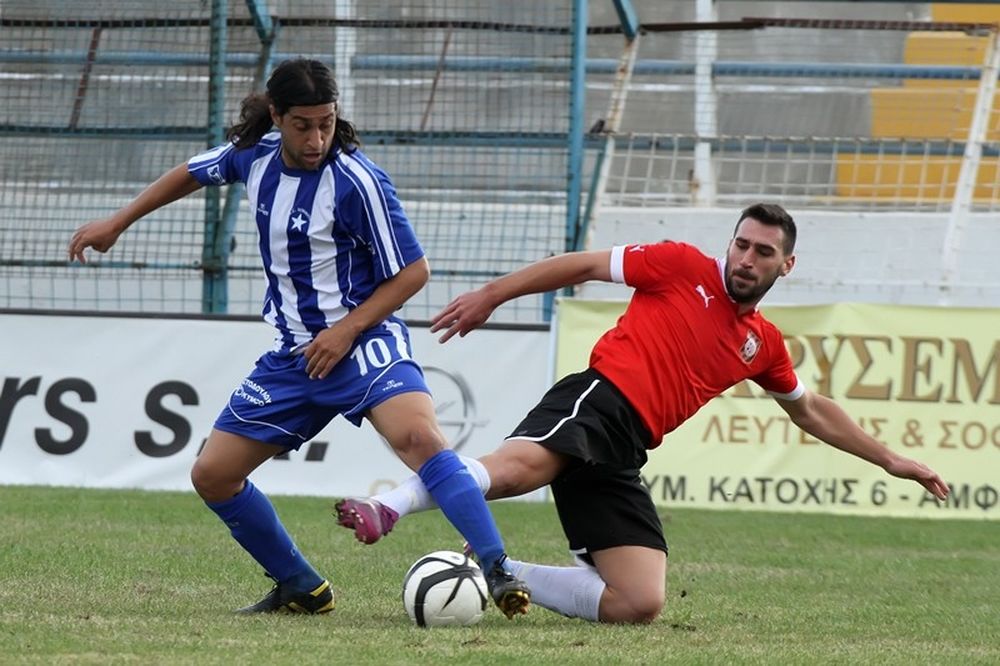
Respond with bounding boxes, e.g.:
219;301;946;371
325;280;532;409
557;300;999;519
0;313;549;499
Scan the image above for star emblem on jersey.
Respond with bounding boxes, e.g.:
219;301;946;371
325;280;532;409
289;208;310;232
740;330;761;364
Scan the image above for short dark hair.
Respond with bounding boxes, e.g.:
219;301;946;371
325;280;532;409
226;58;360;152
734;203;796;255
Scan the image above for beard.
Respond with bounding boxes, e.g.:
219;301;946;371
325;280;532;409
725;264;781;304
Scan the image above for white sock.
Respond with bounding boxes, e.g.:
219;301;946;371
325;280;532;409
505;558;605;622
373;455;491;517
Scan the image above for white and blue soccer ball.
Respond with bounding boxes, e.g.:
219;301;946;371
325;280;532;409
402;550;489;627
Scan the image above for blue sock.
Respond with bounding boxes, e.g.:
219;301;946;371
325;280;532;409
418;449;505;571
206;481;324;592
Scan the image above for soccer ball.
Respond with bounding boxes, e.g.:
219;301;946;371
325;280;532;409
402;550;489;627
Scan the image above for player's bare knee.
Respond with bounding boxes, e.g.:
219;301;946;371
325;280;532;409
190;466;215;500
392;424;446;463
624;590;664;624
602;586;663;624
189;460;209;496
631;598;663;624
190;460;238;501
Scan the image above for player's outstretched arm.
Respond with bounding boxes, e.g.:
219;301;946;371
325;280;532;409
68;163;202;263
430;250;612;342
775;390;950;500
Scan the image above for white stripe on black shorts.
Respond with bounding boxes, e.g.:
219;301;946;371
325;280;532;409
506;368;668;558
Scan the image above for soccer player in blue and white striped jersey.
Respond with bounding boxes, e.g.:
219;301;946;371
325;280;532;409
68;58;530;618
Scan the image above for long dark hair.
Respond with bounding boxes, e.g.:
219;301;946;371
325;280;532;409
226;58;360;152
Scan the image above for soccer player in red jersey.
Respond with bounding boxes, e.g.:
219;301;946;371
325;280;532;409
335;203;949;624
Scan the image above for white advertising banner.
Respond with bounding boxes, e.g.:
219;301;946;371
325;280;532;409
0;313;550;498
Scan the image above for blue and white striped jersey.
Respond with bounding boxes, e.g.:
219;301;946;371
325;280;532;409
187;133;424;352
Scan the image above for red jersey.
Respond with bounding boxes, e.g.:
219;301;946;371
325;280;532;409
589;241;803;448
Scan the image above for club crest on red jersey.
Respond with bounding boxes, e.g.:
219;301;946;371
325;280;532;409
740;330;761;364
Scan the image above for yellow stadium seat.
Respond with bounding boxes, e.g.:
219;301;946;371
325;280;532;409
836;155;999;200
836;5;998;200
870;88;1000;140
931;3;1000;23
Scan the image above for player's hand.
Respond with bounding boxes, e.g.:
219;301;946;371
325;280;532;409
303;323;355;380
884;455;950;501
68;218;125;263
429;289;495;343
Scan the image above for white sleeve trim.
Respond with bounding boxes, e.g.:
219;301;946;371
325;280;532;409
768;375;806;401
187;141;234;167
609;245;627;284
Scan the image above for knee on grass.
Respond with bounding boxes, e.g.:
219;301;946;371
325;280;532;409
601;587;664;624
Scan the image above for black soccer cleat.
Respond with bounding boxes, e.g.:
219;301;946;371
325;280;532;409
235;576;335;615
483;556;531;620
461;543;531;619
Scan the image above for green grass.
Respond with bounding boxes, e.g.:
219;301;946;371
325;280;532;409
0;485;997;665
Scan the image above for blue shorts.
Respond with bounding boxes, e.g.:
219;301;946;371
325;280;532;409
214;323;429;449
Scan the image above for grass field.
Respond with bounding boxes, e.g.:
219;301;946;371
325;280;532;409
1;485;997;665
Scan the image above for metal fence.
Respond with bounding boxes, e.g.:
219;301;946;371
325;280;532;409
3;1;998;319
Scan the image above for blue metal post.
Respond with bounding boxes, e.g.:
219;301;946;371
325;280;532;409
246;0;278;85
245;0;274;42
611;0;640;41
545;0;589;321
565;0;588;253
576;3;640;251
207;0;277;317
577;146;607;251
201;0;228;313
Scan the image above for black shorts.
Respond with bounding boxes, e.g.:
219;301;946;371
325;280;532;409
506;368;668;559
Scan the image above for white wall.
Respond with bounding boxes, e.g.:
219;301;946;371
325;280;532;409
580;207;1000;307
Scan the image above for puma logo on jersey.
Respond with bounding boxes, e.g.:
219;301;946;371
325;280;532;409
695;284;715;308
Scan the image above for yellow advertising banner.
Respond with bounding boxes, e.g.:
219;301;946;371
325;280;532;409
557;300;999;519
